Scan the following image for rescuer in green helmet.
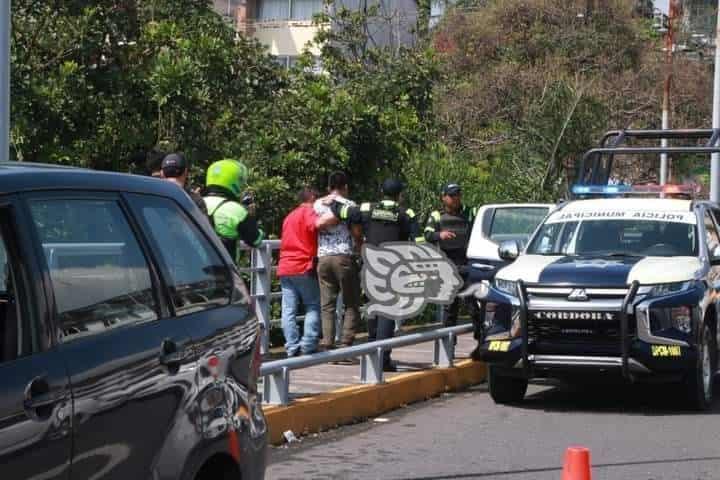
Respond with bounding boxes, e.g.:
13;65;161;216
203;159;265;258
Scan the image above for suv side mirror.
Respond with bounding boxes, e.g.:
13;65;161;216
498;240;520;261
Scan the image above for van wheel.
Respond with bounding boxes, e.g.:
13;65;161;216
488;366;528;404
685;323;716;411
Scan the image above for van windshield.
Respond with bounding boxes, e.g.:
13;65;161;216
526;217;697;257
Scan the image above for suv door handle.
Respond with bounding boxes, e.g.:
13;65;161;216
159;339;185;368
23;377;66;420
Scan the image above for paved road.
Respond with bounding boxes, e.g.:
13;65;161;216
268;380;720;480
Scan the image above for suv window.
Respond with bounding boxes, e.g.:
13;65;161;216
0;233;25;361
489;208;548;243
704;210;720;253
28;199;158;341
130;196;232;316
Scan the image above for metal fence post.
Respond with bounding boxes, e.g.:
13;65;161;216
263;367;290;405
252;244;272;353
360;347;384;384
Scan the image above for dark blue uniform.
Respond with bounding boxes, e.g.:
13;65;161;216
336;198;420;370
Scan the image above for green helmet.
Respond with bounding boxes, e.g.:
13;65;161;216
206;159;248;197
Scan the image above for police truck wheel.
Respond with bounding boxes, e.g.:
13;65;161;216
488;366;528;404
685;323;716;411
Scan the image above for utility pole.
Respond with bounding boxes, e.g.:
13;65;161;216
712;0;720;202
0;1;9;164
661;0;681;185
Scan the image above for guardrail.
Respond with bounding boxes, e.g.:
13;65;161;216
238;240;443;354
238;240;278;354
259;324;473;405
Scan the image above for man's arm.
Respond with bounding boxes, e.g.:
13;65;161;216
237;215;265;248
404;209;423;243
315;212;339;231
351;223;364;252
424;211;442;243
424;211;457;243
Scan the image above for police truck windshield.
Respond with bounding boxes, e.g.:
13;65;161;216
527;216;697;257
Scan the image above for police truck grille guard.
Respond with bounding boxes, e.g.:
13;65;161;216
516;280;641;380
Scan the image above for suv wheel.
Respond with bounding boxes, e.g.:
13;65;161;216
488;366;528;404
685;323;716;411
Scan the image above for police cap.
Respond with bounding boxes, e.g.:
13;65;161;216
161;153;189;178
442;183;462;196
382;178;405;196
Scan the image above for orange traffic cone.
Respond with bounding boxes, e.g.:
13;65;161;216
561;446;592;480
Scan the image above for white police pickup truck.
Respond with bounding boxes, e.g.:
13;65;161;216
477;185;720;410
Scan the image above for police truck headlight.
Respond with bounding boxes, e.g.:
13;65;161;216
670;306;693;333
647;306;693;334
493;278;518;297
645;281;692;298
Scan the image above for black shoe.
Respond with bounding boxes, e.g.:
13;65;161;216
286;350;300;358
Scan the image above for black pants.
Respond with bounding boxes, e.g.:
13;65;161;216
368;315;395;364
443;297;480;326
442;267;481;328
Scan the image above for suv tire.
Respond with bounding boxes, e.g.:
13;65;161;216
488;366;528;404
685;323;716;411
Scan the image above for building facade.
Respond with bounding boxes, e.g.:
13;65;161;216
213;0;420;67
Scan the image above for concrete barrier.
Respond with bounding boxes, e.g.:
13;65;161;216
264;359;487;445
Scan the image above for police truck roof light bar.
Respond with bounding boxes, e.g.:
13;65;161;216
571;184;632;196
570;183;699;199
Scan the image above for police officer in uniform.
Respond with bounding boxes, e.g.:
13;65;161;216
424;183;480;332
334;179;420;371
203;159;265;260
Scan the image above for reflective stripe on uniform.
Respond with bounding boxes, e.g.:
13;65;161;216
406;208;416;218
415;236;426;243
340;205;351;220
252;230;265;247
424;226;436;233
430;211;441;222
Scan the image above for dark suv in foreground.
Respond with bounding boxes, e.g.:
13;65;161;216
0;163;267;479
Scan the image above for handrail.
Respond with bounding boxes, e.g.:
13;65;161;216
237;239;443;354
260;324;473;405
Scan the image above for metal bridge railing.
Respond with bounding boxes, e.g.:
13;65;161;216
259;324;474;405
238;240;443;354
237;240;467;405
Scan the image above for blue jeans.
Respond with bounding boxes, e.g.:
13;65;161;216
281;273;321;355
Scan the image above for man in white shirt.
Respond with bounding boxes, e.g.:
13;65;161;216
314;171;361;348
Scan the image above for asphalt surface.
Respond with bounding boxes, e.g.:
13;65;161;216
267;379;720;480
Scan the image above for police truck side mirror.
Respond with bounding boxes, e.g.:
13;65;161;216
498;240;520;261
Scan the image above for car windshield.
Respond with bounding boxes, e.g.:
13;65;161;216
526;217;698;257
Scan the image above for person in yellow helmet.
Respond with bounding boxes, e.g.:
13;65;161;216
203;159;265;258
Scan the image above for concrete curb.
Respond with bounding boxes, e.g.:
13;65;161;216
264;360;487;445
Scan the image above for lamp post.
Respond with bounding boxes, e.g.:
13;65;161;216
711;0;720;202
661;0;681;186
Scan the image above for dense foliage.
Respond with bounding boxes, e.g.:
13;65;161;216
10;0;715;233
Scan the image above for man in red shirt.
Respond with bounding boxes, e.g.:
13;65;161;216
279;187;338;356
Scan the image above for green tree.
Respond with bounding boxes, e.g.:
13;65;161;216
11;0;280;172
432;0;712;199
